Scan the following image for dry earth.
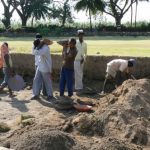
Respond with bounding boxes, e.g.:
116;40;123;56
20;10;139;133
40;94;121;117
0;79;150;150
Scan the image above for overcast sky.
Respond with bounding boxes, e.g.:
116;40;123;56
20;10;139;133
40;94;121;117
0;1;150;24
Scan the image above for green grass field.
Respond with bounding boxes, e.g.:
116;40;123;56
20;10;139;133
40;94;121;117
0;36;150;57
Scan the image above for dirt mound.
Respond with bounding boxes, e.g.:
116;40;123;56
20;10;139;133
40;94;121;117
72;113;104;136
8;129;85;150
71;79;150;146
91;138;142;150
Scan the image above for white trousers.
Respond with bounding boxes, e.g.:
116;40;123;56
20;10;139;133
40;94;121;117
74;60;84;90
33;69;53;96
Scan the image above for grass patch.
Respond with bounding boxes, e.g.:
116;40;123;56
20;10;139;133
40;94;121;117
0;36;150;57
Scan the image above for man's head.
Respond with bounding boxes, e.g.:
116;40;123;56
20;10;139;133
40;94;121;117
128;59;136;67
3;42;8;48
69;38;76;48
35;33;42;40
33;39;40;48
77;29;84;42
127;59;136;74
1;42;8;50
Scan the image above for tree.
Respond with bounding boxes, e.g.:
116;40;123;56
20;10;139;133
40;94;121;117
1;0;15;29
104;0;136;27
30;0;51;26
74;0;105;31
60;0;73;26
50;0;73;26
134;0;149;28
11;0;33;27
131;0;133;26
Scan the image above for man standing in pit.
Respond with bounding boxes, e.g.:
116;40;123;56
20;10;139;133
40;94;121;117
31;39;53;101
59;38;77;97
101;58;136;94
32;33;47;96
74;29;87;92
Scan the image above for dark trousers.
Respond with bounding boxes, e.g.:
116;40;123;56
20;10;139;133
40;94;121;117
60;67;74;97
0;67;12;94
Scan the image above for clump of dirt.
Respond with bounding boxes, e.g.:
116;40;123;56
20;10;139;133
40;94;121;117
72;113;104;136
8;129;85;150
71;79;150;146
19;114;35;127
0;123;10;133
54;96;74;110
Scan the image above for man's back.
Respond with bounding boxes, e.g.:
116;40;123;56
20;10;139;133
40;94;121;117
107;59;128;72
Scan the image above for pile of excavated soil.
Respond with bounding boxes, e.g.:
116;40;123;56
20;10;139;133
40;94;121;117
71;79;150;147
7;129;86;150
1;79;150;150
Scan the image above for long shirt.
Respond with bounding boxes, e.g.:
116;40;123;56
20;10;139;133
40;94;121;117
34;44;52;73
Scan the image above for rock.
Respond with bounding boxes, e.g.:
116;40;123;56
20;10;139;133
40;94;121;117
21;118;35;127
0;123;10;133
21;114;35;121
54;96;74;110
62;121;72;132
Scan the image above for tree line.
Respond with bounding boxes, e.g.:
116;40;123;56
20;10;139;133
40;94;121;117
0;0;149;30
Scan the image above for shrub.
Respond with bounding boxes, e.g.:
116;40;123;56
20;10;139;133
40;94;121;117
36;27;50;36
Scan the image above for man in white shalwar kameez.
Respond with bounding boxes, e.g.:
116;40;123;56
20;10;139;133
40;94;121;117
74;30;87;91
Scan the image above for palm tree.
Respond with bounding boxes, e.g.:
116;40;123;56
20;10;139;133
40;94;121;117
134;0;149;28
131;0;133;26
1;0;15;29
11;0;33;27
75;0;105;31
31;0;51;26
134;0;138;28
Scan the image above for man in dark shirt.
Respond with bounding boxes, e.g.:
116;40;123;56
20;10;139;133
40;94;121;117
59;38;77;97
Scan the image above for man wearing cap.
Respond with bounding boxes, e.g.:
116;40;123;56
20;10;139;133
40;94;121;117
74;29;87;91
101;58;136;94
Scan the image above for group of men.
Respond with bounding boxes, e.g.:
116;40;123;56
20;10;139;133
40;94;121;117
31;30;136;101
31;30;87;101
0;30;136;99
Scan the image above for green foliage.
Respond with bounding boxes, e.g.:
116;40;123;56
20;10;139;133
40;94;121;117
1;20;150;35
75;0;105;14
0;28;5;33
50;0;73;26
104;0;136;26
75;0;105;30
36;26;50;36
30;0;52;26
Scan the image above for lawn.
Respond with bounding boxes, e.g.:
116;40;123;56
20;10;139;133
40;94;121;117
0;36;150;57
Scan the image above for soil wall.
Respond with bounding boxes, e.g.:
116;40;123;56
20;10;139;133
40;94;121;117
10;53;150;80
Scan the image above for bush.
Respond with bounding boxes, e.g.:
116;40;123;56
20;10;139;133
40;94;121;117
1;21;150;36
36;27;50;36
